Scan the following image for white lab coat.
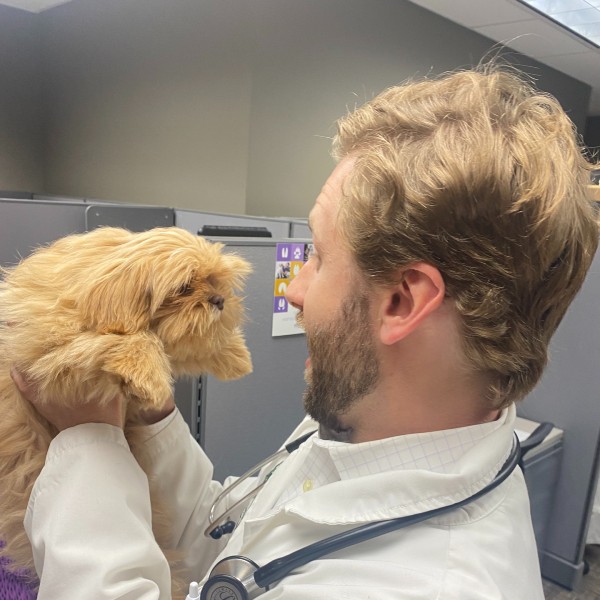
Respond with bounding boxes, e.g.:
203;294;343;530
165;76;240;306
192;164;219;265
25;406;544;599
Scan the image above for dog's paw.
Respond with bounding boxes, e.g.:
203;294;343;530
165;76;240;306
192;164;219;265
209;334;253;381
122;369;173;410
103;333;173;409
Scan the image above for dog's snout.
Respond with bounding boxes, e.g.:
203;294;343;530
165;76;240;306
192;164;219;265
209;295;225;311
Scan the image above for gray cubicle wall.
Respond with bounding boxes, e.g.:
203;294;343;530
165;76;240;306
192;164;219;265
85;204;173;231
1;200;305;483
0;198;174;266
176;209;291;239
517;249;600;590
33;193;102;203
0;191;34;199
173;237;308;482
3;197;598;588
290;219;311;239
0;198;87;266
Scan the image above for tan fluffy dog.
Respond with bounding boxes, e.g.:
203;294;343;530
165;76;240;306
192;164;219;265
0;226;253;594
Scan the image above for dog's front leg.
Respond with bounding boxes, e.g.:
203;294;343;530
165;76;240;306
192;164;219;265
27;331;173;410
208;329;253;381
102;331;173;409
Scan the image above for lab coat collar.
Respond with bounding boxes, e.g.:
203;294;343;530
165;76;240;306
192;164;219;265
244;405;516;527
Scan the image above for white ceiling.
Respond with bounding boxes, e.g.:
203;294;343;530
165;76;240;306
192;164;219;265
0;0;72;11
408;0;600;115
1;0;599;115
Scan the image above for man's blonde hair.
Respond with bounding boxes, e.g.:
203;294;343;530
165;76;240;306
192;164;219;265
334;66;599;407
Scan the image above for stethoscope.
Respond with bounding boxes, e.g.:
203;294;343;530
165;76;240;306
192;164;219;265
186;425;541;600
204;429;316;540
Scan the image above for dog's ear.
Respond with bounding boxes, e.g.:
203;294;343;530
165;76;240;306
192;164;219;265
78;265;153;334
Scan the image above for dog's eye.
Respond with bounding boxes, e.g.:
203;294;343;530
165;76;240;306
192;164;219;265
177;283;194;296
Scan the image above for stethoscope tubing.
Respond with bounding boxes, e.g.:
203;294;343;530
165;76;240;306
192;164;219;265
198;432;525;600
253;434;521;589
204;429;317;539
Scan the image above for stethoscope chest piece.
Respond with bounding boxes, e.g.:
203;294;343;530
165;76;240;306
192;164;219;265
201;556;267;600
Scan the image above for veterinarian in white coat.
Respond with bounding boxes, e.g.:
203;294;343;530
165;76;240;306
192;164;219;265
24;402;539;599
19;67;599;600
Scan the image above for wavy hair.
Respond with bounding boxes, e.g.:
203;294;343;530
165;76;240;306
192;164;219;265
334;66;599;407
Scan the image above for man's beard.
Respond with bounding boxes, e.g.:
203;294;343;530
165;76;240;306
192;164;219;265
301;293;380;436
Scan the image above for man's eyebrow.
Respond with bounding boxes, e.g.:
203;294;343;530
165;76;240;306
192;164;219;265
307;216;314;234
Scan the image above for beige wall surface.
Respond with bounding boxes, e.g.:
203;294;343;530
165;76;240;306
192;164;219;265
0;0;592;218
39;0;253;213
0;6;44;193
245;0;592;218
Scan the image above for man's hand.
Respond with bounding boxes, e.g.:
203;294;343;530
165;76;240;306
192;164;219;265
10;368;126;431
138;397;177;425
10;368;177;430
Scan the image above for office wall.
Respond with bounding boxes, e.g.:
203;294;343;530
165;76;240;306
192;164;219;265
245;0;591;217
586;116;600;155
39;0;253;213
0;0;592;216
0;6;44;192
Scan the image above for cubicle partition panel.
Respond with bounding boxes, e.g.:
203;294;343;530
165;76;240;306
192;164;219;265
289;219;311;239
0;198;88;266
1;202;304;483
5;198;597;588
176;209;292;239
518;248;600;590
32;194;110;203
0;191;34;199
172;237;309;482
85;204;174;231
0;198;175;265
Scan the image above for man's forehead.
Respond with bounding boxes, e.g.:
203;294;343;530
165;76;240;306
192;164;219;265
325;157;355;194
308;197;331;240
309;158;356;236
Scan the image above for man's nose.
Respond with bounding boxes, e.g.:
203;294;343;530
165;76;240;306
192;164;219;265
285;272;303;311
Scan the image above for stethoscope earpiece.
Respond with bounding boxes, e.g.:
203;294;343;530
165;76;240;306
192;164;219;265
209;520;236;540
200;556;266;600
204;430;318;540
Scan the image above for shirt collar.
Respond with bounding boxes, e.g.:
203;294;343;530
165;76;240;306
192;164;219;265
313;408;509;481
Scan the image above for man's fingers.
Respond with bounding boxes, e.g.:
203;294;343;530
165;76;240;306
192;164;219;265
10;366;125;430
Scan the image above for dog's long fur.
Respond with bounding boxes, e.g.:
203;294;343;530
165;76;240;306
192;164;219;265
0;226;253;595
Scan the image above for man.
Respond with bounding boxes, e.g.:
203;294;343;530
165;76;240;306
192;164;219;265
16;66;599;598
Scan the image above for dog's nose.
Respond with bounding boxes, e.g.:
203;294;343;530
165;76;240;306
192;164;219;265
209;295;225;311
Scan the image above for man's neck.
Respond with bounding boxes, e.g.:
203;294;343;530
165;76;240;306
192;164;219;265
322;306;502;443
328;373;501;444
318;423;353;442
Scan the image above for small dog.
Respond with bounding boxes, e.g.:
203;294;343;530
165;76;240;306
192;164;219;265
0;226;253;594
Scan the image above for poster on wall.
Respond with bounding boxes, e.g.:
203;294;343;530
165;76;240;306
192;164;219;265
272;242;312;337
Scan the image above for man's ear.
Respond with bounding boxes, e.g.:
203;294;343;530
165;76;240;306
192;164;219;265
378;263;445;345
